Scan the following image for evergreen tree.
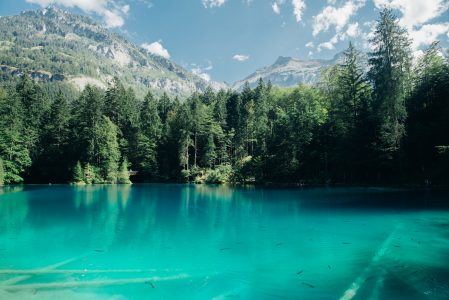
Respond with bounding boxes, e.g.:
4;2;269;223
104;78;140;160
0;158;5;186
338;42;369;130
136;91;162;179
72;161;85;184
71;85;105;164
203;133;217;168
0;88;31;183
83;163;96;184
40;91;71;182
95;116;120;183
368;8;412;167
117;159;132;184
16;75;50;156
405;42;449;183
326;42;372;182
158;92;173;124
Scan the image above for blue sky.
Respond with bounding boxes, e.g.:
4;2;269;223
0;0;448;83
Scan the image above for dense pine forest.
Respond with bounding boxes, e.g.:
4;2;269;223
0;9;448;186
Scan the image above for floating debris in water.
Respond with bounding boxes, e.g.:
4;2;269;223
302;282;315;288
297;270;303;275
94;249;105;253
393;245;401;248
275;242;283;247
220;247;232;251
342;242;352;245
328;265;332;270
145;281;155;288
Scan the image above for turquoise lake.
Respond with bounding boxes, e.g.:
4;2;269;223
1;185;449;299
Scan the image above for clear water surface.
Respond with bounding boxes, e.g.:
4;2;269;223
1;184;449;299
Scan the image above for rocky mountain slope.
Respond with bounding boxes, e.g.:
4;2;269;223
0;7;220;97
233;54;341;90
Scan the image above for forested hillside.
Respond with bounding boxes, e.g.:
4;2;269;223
0;6;216;98
0;8;448;186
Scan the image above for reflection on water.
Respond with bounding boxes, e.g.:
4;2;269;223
0;185;449;299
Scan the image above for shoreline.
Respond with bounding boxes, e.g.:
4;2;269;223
2;182;449;191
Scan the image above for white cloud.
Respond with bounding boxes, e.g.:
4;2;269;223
272;2;281;14
346;22;360;37
233;54;250;61
292;0;306;22
373;0;449;30
102;9;124;27
312;0;366;36
271;0;305;22
141;41;170;59
202;0;226;8
192;67;211;82
26;0;128;28
305;42;314;48
318;41;335;51
121;4;130;14
410;23;449;49
316;23;361;52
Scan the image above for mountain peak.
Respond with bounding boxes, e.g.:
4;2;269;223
273;56;294;66
233;54;339;90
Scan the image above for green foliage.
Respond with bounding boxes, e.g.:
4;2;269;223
204;165;232;184
95;116;120;183
71;161;85;184
368;8;412;163
117;159;132;184
0;87;32;183
136;91;162;179
16;76;50;157
404;42;449;184
232;156;254;183
0;158;5;186
83;163;100;184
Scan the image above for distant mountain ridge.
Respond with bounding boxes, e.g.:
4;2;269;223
0;7;223;97
233;54;342;90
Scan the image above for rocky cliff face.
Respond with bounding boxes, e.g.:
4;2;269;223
0;7;222;97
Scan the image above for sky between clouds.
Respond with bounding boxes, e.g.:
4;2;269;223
0;0;448;83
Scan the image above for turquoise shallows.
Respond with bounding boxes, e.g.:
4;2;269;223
1;185;449;299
